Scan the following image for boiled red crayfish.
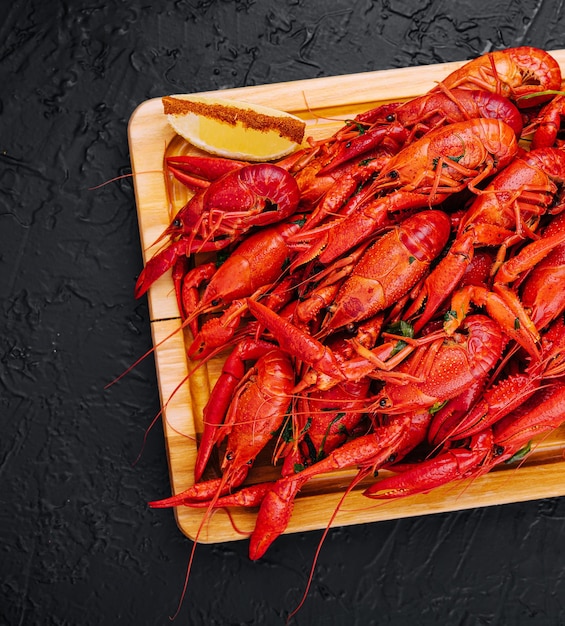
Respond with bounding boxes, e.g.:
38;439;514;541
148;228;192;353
135;161;300;298
436;45;561;108
288;116;519;268
151;338;294;499
177;217;302;359
406;147;565;340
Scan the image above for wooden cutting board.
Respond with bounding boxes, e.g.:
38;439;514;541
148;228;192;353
128;50;565;545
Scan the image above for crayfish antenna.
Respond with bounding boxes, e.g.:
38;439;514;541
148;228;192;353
105;306;204;389
87;172;135;190
88;167;166;191
286;468;370;624
104;313;191;389
104;343;159;389
131;372;195;467
159;466;235;620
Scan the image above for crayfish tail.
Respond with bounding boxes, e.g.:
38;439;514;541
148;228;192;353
248;477;305;561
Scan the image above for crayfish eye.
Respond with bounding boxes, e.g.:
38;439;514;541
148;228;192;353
386;113;396;122
388;170;399;179
379;397;389;408
172;217;182;229
225;451;234;461
493;445;505;457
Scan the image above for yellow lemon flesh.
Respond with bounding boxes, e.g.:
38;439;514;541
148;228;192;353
163;94;306;161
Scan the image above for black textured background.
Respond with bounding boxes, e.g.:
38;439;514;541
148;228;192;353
3;1;565;624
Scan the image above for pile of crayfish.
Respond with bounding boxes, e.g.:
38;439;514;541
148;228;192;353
139;46;565;563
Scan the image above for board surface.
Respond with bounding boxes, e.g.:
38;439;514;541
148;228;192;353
128;51;565;544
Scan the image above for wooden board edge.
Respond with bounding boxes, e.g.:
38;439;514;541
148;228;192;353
173;459;565;544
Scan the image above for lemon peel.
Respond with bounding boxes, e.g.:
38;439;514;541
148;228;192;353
163;95;306;162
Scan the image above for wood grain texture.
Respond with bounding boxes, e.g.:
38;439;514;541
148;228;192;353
128;51;565;544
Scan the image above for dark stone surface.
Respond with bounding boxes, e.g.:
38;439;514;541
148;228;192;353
2;1;565;624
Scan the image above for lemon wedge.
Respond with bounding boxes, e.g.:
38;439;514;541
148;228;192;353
163;94;306;161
